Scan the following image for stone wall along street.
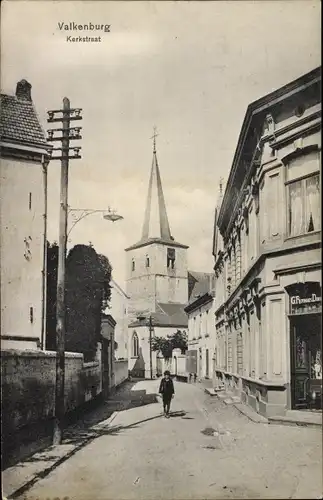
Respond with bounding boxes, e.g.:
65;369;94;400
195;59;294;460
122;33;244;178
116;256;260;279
114;359;129;387
1;348;102;437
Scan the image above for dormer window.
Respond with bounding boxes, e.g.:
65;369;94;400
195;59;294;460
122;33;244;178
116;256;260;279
146;255;150;268
167;247;175;269
132;259;135;271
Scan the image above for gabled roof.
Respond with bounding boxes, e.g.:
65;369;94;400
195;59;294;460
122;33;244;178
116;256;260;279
110;279;130;299
129;302;188;328
186;271;214;312
188;271;214;299
0;80;49;150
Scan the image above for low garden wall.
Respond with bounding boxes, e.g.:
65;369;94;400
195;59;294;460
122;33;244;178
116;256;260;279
1;348;102;465
157;351;187;378
113;359;128;388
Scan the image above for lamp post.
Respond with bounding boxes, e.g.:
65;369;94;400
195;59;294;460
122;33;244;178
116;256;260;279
137;314;154;380
47;99;82;445
68;207;123;238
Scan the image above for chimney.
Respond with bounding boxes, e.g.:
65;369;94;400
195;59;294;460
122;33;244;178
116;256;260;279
16;79;32;101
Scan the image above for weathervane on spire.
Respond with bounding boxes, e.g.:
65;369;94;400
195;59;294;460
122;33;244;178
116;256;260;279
151;126;158;153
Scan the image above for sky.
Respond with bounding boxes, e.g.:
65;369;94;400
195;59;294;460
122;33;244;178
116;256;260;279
1;0;320;288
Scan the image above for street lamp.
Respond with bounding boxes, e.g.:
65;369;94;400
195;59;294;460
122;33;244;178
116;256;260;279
68;206;123;237
137;314;154;380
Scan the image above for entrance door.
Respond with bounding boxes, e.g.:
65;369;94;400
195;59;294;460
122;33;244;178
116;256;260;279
205;349;209;378
290;314;322;410
198;348;202;378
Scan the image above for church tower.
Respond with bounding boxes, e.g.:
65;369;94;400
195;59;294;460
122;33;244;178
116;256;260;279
125;130;189;320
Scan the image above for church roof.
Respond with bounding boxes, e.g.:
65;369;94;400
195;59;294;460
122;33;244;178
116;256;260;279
125;132;188;251
129;302;188;328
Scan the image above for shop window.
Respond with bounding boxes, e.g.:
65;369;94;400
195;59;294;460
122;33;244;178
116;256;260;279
286;151;320;237
167;247;175;269
132;332;139;357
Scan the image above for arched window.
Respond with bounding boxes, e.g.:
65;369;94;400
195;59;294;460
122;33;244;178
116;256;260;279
132;331;139;357
132;259;135;271
146;255;150;268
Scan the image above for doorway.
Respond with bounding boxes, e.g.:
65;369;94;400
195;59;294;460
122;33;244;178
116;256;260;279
205;349;209;378
290;313;322;410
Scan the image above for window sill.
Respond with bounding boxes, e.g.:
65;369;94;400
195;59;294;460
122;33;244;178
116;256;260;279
285;230;320;242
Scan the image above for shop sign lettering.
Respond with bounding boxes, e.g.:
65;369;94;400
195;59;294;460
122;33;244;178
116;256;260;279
291;294;321;305
290;292;322;314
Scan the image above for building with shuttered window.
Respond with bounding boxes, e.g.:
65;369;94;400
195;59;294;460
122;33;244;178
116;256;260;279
212;67;321;417
0;80;51;350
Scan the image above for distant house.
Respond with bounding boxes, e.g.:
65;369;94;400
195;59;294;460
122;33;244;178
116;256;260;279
185;271;216;380
109;279;129;360
0;79;51;350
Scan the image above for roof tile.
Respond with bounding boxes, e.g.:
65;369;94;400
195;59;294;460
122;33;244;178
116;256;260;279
0;94;48;148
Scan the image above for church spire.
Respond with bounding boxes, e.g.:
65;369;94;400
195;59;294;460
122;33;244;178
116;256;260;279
141;128;172;242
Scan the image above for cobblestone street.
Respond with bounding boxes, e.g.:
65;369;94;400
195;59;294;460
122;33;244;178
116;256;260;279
8;381;321;500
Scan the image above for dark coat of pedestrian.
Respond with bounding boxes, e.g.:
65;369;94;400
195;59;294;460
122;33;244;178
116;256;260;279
159;370;174;417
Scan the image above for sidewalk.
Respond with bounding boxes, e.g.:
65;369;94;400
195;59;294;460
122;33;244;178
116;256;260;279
201;379;322;427
3;380;154;500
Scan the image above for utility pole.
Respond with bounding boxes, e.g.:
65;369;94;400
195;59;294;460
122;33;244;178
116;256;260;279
47;100;82;445
149;315;153;380
137;313;154;380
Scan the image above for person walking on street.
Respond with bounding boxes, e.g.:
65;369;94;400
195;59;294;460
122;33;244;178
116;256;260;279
159;370;174;418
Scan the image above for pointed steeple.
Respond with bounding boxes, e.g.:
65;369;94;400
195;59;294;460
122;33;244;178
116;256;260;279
125;129;188;252
141;128;172;242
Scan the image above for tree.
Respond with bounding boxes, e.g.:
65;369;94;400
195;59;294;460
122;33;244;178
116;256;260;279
45;241;59;351
65;244;112;361
150;337;173;360
170;329;188;354
97;253;112;310
150;330;188;359
45;242;112;361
